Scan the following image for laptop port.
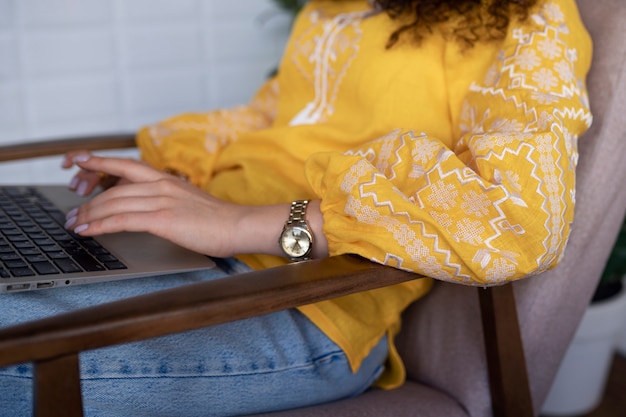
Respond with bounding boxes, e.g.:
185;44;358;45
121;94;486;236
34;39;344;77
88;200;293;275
36;281;55;289
7;283;30;292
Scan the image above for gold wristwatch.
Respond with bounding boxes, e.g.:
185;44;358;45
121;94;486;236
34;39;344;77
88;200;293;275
279;200;314;262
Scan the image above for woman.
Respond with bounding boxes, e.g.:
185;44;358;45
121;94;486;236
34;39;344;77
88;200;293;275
0;0;592;415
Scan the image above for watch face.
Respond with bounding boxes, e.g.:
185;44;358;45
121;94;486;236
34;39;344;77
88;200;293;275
281;226;312;259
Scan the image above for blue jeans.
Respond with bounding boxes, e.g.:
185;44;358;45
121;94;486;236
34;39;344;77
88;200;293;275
0;258;387;417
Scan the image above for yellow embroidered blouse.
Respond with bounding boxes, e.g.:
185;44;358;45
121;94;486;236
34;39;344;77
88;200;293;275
136;0;592;389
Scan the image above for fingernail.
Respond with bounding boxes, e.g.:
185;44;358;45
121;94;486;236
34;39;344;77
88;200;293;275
74;224;89;234
77;181;88;196
66;207;78;219
73;154;90;163
64;216;77;229
69;176;80;190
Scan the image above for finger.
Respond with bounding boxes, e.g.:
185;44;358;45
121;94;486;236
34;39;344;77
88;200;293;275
71;193;168;227
61;151;92;169
96;179;205;214
74;155;165;184
69;170;121;196
71;210;162;237
65;152;101;196
78;180;179;212
69;170;103;197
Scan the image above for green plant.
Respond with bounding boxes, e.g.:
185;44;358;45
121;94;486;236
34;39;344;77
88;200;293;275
593;215;626;302
271;0;307;15
265;0;305;78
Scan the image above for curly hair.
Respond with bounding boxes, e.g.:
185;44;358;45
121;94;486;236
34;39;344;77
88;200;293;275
374;0;538;48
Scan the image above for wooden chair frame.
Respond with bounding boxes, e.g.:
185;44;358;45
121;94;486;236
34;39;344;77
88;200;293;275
0;135;533;417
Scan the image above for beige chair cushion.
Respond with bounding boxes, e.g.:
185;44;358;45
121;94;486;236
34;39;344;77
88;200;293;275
253;383;467;417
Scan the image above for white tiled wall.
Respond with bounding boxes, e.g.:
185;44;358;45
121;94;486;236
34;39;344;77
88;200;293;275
0;0;292;184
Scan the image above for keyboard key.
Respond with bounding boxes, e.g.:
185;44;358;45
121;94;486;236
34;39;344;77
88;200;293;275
9;214;29;222
31;215;51;223
46;210;67;225
33;238;55;246
13;241;35;249
65;247;87;258
51;233;74;242
54;258;82;273
5;259;27;268
47;251;70;260
25;254;48;263
18;247;42;256
104;261;127;270
89;247;110;255
44;227;66;235
0;267;9;278
31;261;59;275
73;254;105;272
9;266;35;277
0;245;14;253
0;253;21;261
7;234;28;242
58;240;81;250
81;239;102;251
97;254;119;262
38;222;59;230
29;232;48;240
40;244;62;252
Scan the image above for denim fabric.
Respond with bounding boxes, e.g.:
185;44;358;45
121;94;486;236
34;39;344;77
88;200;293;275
0;259;387;417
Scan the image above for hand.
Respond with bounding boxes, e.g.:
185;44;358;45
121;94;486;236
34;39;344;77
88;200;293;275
64;154;252;258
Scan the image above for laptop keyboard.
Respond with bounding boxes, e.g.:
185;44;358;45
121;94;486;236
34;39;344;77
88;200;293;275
0;187;127;279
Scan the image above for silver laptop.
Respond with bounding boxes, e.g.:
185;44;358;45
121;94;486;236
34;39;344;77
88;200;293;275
0;185;216;293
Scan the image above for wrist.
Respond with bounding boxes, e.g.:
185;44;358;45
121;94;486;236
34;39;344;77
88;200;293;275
233;203;290;257
231;200;328;259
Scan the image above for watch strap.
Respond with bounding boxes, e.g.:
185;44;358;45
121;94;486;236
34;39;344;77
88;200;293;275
285;200;309;229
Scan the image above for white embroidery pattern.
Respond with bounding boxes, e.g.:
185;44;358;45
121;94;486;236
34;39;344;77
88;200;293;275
333;2;592;285
289;8;371;125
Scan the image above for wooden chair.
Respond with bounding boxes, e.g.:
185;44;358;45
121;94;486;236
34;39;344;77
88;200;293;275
1;0;624;415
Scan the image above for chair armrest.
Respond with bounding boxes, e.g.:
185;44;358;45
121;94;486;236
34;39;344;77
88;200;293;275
0;254;419;367
0;254;419;417
0;133;136;163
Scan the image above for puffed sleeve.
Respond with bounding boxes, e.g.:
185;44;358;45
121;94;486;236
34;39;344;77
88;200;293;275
136;77;279;186
305;3;593;285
